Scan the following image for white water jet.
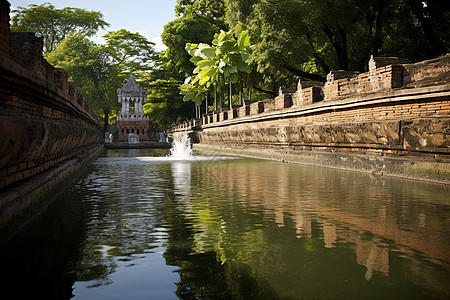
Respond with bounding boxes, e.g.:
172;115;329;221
105;133;233;163
170;134;193;160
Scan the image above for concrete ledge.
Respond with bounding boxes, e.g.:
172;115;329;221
0;145;103;247
194;144;450;185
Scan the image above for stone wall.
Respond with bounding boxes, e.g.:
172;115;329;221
0;0;101;190
169;54;450;168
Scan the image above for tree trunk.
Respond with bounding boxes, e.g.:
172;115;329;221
247;80;253;103
323;22;349;70
407;0;447;56
214;84;217;111
336;24;349;70
253;85;276;97
281;65;326;82
103;108;109;133
229;82;232;110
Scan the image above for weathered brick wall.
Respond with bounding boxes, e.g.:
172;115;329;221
275;94;292;110
403;55;450;86
250;101;264;115
219;110;228;121
168;52;449;157
0;0;101;189
197;88;449;154
237;105;249;118
323;63;404;101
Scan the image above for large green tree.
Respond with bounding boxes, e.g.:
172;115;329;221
47;30;157;131
225;0;450;87
143;55;195;132
11;3;109;53
181;25;253;110
161;0;228;76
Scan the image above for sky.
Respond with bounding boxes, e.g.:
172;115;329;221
8;0;178;51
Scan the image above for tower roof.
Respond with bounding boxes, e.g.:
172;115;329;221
117;73;147;101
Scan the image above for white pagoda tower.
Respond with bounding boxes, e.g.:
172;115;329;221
117;74;150;141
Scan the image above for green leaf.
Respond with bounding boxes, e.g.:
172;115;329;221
199;67;217;85
241;52;250;62
229;65;238;74
217;30;227;45
230;72;239;83
190;56;203;64
197;59;215;69
183;94;192;102
238;31;250;48
180;83;193;93
200;47;216;59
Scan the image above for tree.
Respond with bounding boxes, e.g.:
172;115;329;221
46;33;117;131
180;25;253;110
161;0;228;76
102;29;157;75
47;30;157;131
175;0;227;24
405;0;450;57
11;3;109;53
143;55;196;132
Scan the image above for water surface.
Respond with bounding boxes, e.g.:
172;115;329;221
1;148;449;299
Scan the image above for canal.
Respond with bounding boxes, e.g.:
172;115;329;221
1;147;449;299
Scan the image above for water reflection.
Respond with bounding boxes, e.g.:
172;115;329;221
1;149;448;299
166;158;450;298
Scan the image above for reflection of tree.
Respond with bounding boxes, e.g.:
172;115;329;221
162;158;450;298
72;154;449;298
163;165;280;299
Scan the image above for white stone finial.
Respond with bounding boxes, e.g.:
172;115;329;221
369;55;376;74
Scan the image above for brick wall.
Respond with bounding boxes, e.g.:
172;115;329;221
117;120;149;141
197;89;449;153
0;0;101;189
250;101;264;115
274;94;293;110
167;51;448;156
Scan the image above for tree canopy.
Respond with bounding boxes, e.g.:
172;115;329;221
13;0;449;132
47;30;157;130
11;3;109;53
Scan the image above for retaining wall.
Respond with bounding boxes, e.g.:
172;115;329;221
0;0;102;244
0;0;101;190
170;54;450;183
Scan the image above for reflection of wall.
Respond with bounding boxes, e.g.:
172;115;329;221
356;238;390;280
189;159;449;292
323;224;337;248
